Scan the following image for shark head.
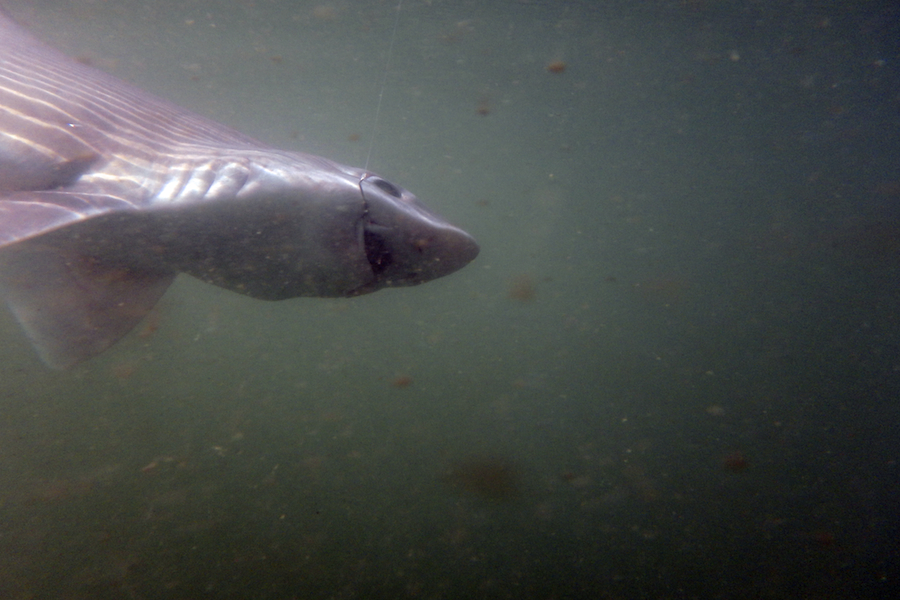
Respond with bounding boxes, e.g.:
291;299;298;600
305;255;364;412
355;172;480;295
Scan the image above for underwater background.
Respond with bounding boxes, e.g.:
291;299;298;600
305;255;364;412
1;0;898;598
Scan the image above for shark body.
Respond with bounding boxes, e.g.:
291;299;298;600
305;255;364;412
0;8;478;368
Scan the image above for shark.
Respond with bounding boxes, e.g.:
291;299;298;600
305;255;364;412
0;7;479;369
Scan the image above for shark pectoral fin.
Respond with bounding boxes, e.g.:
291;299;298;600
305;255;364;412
0;148;100;193
0;244;175;369
0;189;131;247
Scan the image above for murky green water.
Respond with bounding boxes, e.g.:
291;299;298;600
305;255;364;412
1;1;897;598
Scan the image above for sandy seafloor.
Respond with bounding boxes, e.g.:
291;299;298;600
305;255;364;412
1;1;898;598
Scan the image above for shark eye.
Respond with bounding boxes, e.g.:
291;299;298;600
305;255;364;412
373;178;402;198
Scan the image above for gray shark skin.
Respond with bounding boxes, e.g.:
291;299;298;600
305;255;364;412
0;8;479;369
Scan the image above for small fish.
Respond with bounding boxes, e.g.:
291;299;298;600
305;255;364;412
0;8;479;368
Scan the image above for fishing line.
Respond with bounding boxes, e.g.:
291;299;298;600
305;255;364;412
364;0;403;172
